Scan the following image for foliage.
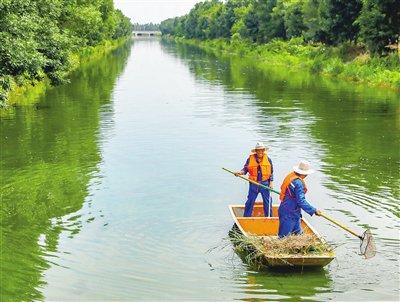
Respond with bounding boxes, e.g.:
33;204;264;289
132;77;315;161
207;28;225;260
230;4;252;39
160;0;400;54
0;0;133;106
321;0;362;44
301;0;330;42
133;22;159;31
173;37;400;89
356;0;400;54
280;0;307;39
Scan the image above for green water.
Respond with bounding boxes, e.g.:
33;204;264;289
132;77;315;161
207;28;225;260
1;39;399;301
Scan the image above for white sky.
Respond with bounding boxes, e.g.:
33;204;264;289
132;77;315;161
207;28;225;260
114;0;203;24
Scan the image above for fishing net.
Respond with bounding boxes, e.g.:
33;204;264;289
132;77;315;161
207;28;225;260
360;229;376;259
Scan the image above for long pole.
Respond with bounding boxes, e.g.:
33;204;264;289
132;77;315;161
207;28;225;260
223;167;363;239
222;167;280;194
319;213;361;239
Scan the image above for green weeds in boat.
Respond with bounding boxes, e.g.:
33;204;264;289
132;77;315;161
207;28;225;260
230;231;334;267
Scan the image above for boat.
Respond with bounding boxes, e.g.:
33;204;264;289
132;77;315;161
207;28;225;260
229;202;335;268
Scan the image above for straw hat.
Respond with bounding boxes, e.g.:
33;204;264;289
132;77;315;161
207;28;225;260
293;160;315;175
251;142;269;153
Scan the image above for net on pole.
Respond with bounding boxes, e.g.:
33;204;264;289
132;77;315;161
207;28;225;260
360;229;376;259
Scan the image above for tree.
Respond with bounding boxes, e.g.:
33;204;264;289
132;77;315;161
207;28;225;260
231;4;252;39
302;0;330;42
215;0;251;38
356;0;400;54
0;0;133;103
321;0;362;44
281;0;307;39
246;0;285;43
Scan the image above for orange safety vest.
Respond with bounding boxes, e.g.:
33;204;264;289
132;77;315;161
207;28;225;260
247;153;271;182
279;171;308;201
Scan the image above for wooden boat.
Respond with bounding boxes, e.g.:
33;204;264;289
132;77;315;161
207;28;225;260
229;202;335;268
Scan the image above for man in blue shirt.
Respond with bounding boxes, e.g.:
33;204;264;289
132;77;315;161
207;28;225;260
235;142;274;217
278;160;321;237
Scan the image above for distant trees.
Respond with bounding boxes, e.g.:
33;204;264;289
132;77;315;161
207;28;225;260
160;0;400;55
133;23;160;31
0;0;132;102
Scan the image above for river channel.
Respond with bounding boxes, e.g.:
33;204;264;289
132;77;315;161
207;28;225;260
1;38;399;301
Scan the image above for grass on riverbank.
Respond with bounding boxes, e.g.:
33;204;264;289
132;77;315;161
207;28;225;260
173;37;400;90
1;37;131;109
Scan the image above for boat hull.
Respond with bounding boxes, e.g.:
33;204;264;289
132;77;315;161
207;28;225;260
229;203;335;268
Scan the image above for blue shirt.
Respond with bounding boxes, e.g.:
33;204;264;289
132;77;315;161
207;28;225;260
279;178;316;217
241;156;274;182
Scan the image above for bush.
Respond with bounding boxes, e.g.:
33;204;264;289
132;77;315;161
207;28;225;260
310;57;324;73
325;58;345;75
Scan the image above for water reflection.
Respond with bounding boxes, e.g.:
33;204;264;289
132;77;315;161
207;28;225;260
236;269;332;301
0;42;132;301
161;39;400;216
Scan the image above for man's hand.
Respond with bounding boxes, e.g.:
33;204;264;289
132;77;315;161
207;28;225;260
315;210;322;216
234;171;243;177
269;181;273;188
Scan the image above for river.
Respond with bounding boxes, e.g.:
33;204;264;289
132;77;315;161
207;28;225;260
1;38;399;301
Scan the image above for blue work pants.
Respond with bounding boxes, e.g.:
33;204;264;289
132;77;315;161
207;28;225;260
243;181;272;217
278;214;302;238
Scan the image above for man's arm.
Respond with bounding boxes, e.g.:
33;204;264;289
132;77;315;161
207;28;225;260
293;179;317;216
235;158;249;176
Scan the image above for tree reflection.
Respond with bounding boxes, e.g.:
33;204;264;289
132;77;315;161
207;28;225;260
0;42;132;301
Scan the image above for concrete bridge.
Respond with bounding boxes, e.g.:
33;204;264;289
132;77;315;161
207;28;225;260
132;31;161;37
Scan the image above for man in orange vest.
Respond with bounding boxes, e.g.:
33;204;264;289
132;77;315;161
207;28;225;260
278;160;321;237
234;142;274;217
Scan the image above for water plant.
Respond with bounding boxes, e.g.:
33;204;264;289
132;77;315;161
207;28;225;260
230;230;334;268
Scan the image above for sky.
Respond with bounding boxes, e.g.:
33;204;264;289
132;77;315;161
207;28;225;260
114;0;203;24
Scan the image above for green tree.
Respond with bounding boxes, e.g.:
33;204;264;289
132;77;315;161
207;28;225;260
113;9;133;39
231;4;252;38
182;0;224;40
281;0;307;38
160;0;399;58
356;0;400;54
302;0;330;42
321;0;362;44
215;0;250;38
133;22;160;31
246;0;285;43
0;0;132;104
243;4;260;42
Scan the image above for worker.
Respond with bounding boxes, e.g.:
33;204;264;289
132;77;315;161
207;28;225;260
278;160;321;237
234;142;274;217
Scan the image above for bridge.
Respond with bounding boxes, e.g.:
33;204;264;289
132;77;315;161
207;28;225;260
132;31;161;37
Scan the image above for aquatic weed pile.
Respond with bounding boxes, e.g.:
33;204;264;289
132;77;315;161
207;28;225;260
231;232;333;261
259;234;333;256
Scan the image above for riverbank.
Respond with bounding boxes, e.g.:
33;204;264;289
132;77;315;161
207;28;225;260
1;37;132;111
171;37;400;91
